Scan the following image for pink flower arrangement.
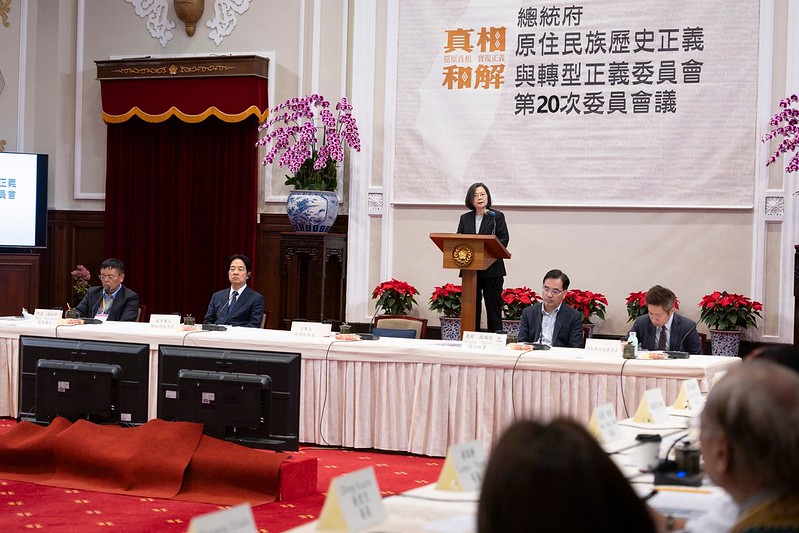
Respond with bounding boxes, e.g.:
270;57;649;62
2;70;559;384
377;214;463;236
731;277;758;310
256;94;361;191
763;93;799;173
71;264;91;299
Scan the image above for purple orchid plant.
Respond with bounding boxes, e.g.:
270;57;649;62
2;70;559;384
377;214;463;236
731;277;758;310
763;93;799;174
256;94;361;191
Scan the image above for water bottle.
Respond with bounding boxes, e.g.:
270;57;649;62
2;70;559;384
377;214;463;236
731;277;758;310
627;331;639;357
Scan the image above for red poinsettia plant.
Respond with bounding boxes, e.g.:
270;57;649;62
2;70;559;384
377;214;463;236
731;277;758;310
625;291;680;322
371;278;419;316
501;286;541;320
698;291;762;331
564;289;608;324
429;283;462;318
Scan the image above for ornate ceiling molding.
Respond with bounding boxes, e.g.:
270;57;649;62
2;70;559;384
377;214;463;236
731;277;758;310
125;0;249;47
207;0;250;46
125;0;176;47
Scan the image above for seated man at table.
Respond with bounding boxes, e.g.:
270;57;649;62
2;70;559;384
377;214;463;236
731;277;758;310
74;258;139;321
629;285;701;354
517;269;583;347
204;254;264;328
698;360;799;532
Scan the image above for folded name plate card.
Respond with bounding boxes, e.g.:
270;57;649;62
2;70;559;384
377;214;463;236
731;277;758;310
149;314;182;329
584;338;623;356
633;388;670;424
291;321;333;340
436;439;487;492
461;331;507;352
188;503;256;533
33;308;62;326
317;466;386;532
672;379;704;411
588;402;624;444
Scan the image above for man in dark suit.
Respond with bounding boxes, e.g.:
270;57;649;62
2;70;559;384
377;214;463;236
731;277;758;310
517;269;584;347
204;254;264;328
74;258;140;321
629;285;701;354
457;182;510;332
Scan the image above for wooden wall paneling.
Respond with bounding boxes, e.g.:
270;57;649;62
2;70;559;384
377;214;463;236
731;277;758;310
42;211;105;309
0;254;40;315
255;214;347;329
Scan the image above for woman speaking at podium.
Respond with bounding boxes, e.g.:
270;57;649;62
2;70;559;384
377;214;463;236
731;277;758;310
457;182;509;333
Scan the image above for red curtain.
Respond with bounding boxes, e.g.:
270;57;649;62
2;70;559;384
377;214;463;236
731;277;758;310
104;116;259;321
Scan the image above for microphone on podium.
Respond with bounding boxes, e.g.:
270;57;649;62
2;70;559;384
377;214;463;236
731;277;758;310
485;209;497;236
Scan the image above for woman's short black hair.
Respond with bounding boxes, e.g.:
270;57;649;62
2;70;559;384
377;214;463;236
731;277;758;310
465;182;492;211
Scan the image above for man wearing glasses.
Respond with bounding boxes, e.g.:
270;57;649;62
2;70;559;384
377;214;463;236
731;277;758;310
74;258;140;321
517;269;583;347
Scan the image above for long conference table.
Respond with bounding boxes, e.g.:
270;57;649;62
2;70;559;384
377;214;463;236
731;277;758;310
0;320;739;457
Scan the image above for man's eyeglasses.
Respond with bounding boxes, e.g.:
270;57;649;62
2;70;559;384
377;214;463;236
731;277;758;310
98;274;118;281
542;286;562;296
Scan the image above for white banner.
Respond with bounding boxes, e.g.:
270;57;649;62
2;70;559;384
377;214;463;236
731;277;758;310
394;0;759;207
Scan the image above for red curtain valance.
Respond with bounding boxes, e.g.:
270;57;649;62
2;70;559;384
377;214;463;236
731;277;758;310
96;55;269;124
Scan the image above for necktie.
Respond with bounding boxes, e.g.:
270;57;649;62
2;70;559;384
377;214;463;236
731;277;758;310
657;326;667;350
229;291;238;313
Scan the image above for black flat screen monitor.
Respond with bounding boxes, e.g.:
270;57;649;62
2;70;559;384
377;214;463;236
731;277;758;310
0;152;48;249
157;344;301;451
18;335;150;425
36;360;121;423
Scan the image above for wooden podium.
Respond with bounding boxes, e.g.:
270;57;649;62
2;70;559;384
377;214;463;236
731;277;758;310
430;233;511;337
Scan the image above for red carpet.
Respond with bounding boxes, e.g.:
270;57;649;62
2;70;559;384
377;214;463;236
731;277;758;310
0;419;444;532
0;418;287;506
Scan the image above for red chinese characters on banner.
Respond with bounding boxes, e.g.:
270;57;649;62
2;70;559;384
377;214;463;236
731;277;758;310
442;26;506;90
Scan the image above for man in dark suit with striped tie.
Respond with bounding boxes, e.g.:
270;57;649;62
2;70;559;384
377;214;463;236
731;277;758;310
628;285;702;354
203;254;265;328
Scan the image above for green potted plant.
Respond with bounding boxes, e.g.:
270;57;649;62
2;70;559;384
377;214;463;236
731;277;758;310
372;278;419;316
698;291;762;356
501;286;541;335
563;289;608;339
429;283;461;340
256;93;361;232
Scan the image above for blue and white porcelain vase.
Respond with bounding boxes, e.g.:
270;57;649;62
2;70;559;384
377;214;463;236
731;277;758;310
286;190;340;232
709;329;742;356
439;316;461;341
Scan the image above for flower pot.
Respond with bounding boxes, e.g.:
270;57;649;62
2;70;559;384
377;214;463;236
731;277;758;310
286;190;339;233
582;323;595;340
439;316;461;341
501;319;521;336
709;329;742;356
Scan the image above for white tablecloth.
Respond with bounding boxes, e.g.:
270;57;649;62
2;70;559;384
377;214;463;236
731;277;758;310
0;320;739;456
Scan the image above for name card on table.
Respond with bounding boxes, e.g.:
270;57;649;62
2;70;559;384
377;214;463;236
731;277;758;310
461;331;507;352
436;439;487;492
588;402;624;444
672;379;704;411
291;321;332;340
317;466;386;532
33;309;62;326
633;388;670;424
584;338;623;356
187;503;256;533
149;314;181;329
